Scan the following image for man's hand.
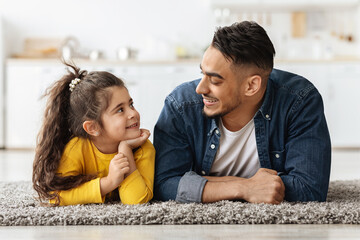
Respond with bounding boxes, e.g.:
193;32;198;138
202;168;285;204
240;168;285;204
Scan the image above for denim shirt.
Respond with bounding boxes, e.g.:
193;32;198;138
153;68;331;203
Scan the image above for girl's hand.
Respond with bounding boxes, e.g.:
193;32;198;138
107;153;130;186
115;129;150;180
122;128;150;150
100;153;130;196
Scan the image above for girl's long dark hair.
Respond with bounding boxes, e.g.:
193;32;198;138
32;61;125;205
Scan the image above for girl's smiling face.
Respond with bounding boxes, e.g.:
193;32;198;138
99;86;141;148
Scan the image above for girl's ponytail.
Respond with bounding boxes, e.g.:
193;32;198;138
32;62;94;205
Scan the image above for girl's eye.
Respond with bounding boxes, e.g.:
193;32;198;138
130;102;135;108
117;108;124;113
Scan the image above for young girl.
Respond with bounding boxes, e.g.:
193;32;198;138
32;62;155;206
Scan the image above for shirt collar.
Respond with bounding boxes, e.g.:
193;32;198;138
208;117;220;136
257;69;275;121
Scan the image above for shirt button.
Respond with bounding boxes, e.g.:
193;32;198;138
275;154;280;158
210;144;216;149
265;114;270;119
201;170;206;175
215;129;219;135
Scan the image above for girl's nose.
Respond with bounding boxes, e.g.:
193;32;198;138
128;109;137;119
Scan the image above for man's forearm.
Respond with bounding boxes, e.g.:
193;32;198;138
202;179;244;203
204;176;244;182
201;168;285;204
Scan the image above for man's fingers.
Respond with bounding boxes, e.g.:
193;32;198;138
260;168;278;175
273;176;285;202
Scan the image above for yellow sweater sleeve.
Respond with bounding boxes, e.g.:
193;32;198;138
49;137;108;206
119;139;155;204
50;178;104;206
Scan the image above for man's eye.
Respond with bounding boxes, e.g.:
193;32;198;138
210;80;221;85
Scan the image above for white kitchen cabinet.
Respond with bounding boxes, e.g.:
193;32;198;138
275;60;360;148
326;63;360;147
5;62;64;149
136;64;200;133
5;59;200;148
0;16;4;148
6;59;360;148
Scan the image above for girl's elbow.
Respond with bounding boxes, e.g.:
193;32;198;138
121;189;153;205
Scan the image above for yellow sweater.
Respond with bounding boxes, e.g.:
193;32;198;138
50;137;155;206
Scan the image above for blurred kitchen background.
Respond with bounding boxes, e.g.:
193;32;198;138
0;0;359;156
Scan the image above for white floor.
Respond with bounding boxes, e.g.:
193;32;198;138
0;148;359;239
0;225;360;240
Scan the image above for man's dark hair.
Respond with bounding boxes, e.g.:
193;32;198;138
212;21;275;73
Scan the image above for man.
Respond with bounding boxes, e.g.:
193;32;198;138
153;21;331;204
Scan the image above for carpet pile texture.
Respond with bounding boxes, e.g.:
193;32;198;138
0;180;359;225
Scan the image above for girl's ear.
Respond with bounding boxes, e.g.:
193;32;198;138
83;121;100;137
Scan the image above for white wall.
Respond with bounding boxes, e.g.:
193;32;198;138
0;0;359;60
0;0;215;60
0;15;4;147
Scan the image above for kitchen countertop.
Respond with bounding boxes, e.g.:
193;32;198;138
6;56;360;66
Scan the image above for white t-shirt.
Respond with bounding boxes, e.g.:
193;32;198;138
209;118;260;178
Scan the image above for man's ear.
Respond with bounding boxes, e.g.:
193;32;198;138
83;120;100;137
245;75;262;96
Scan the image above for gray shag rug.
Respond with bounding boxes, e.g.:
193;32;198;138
0;180;359;226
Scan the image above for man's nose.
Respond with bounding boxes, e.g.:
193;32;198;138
196;76;208;95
